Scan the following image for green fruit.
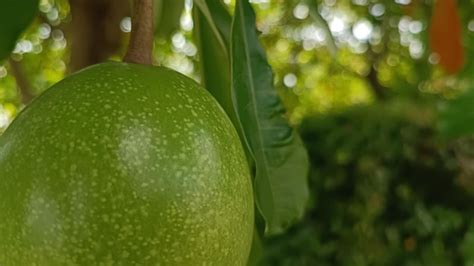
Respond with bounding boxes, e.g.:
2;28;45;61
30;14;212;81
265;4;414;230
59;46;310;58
0;62;254;265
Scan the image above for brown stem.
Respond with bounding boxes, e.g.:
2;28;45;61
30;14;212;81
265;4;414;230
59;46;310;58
124;0;154;65
9;59;34;105
367;64;387;100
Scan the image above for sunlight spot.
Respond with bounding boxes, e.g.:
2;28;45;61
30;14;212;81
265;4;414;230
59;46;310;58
0;66;6;78
38;23;51;39
14;40;33;54
120;17;132;33
370;4;385;17
324;0;336;6
409;40;423;59
185;0;193;11
284;73;297;88
353;20;373;41
352;0;368;6
52;29;64;41
330;17;345;34
293;4;309;20
398;16;411;32
47;8;59;21
409;21;423;34
182;43;197;57
172;33;186;49
181;13;194;31
250;0;270;3
395;0;411;5
0;107;9;129
468;20;474;32
39;1;52;13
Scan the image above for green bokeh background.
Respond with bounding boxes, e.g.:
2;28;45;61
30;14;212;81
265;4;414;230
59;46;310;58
2;0;474;265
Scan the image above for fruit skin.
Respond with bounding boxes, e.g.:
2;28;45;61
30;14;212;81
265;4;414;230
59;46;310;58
0;62;254;265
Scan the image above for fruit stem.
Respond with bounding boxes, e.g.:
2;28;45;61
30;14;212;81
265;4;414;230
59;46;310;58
124;0;154;65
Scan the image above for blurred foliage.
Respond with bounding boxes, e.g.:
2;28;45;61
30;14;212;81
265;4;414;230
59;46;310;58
438;85;474;139
2;0;474;127
254;0;474;123
1;0;474;264
260;99;474;266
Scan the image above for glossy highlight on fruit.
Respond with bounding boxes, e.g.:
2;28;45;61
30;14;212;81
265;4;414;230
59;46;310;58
0;62;254;265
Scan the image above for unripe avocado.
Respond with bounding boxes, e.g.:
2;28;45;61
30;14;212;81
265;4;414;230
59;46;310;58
0;62;254;265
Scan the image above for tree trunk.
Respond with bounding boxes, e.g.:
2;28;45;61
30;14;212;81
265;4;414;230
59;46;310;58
9;59;34;105
68;0;130;72
367;64;386;100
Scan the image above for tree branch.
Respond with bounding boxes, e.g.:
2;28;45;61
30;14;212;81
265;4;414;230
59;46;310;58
365;16;390;101
367;63;387;100
124;0;154;65
9;58;34;105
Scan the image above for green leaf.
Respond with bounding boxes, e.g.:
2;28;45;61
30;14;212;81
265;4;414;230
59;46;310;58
154;0;184;39
231;0;310;235
199;0;232;47
0;0;39;62
247;227;263;266
193;0;228;55
193;0;234;119
193;0;253;166
438;87;474;139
